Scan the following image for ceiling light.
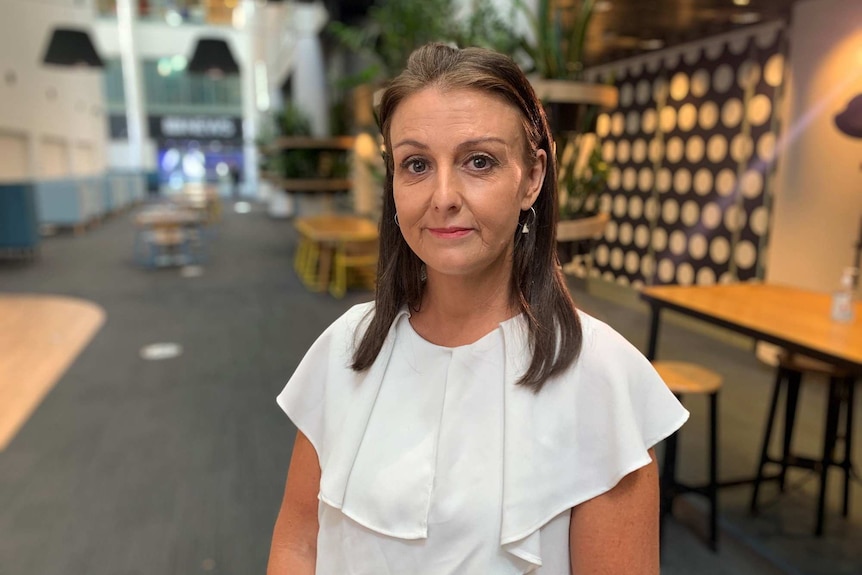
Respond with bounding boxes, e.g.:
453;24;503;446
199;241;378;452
42;28;104;68
733;0;750;6
639;39;665;50
594;1;613;13
730;11;762;24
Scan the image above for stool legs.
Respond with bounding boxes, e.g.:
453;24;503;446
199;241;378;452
750;367;786;514
708;391;719;550
843;379;856;518
780;371;802;492
660;392;719;551
816;377;843;536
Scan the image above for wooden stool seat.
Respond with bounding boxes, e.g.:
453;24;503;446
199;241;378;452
653;361;723;395
653;360;722;551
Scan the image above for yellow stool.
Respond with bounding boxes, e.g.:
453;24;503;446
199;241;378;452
653;360;723;551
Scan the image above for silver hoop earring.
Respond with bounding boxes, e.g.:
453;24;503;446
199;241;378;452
394;213;400;226
520;206;537;234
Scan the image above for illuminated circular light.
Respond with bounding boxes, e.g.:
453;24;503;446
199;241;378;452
707;134;729;163
686;136;706;163
653;227;668;251
750;206;770;235
724;204;747;232
632;139;647;163
733;0;750;6
731;133;754;162
216;161;230;177
626;110;641;134
619;222;634;245
677;262;695;285
691;69;710;97
611;247;624;269
681;200;701;227
716;169;737;197
604;221;618;243
659;106;677;132
737;61;761;90
171;55;188;71
234;201;252;214
620;83;634;107
649;138;664;163
140;343;183;360
617;276;630;287
722;98;744;128
713;64;734;93
764;54;785;87
157;58;173;77
596;114;611;137
748;94;772;126
617;140;631;163
641;254;656;278
658;259;676;283
666;137;685;163
645;197;660;220
670;72;690;101
697;267;717;285
757;132;777;162
611;112;625;136
642;109;657;133
602;140;616;163
678;103;698;132
638;168;654;192
662;199;680;225
740;170;764;199
600;193;613;213
636;79;652;104
673;168;692;194
596;244;610;266
622;167;638;191
608;167;621;190
710;236;731;264
689;233;708;259
731;12;762;25
670;230;687;255
165;9;183;26
639;39;665;51
735;240;758;269
625;252;641;274
652;77;669;102
699;101;719;130
694;168;714;196
656;168;672;193
635;225;650;248
702;203;722;230
629;196;645;219
614;194;628;217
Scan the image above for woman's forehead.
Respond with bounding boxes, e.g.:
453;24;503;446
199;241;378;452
389;87;527;144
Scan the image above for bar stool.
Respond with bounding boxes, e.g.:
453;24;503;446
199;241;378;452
653;360;723;550
749;346;857;536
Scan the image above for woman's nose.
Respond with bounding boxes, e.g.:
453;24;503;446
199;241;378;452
431;168;462;212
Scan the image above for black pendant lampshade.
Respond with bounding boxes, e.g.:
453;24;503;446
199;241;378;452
835;93;862;139
42;28;104;68
188;38;239;76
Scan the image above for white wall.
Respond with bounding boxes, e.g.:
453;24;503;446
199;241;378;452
767;0;862;291
0;0;107;181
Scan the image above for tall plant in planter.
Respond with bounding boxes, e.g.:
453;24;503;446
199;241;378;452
516;0;617;227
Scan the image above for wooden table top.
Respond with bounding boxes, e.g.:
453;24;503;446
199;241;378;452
641;283;862;370
294;215;379;242
134;207;202;227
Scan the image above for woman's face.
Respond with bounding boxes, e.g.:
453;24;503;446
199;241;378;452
389;87;546;282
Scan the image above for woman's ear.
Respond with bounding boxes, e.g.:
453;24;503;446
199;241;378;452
521;148;547;210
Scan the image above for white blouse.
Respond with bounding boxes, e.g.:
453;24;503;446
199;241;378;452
277;303;689;574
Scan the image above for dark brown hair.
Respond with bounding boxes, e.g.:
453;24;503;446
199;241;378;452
351;43;582;391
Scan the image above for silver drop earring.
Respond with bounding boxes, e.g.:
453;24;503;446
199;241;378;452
394;213;400;226
521;206;536;234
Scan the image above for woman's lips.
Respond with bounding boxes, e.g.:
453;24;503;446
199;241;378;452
427;227;472;239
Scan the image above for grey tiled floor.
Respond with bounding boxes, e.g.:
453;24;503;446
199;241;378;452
0;204;858;574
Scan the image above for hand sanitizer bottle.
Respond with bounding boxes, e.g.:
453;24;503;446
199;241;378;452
831;267;857;323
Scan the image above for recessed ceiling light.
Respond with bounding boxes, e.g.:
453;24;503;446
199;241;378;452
730;11;762;24
733;0;750;6
639;39;665;50
594;1;613;13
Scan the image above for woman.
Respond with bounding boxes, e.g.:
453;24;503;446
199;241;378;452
268;43;688;574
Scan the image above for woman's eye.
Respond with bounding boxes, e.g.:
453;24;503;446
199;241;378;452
469;155;495;170
405;159;427;174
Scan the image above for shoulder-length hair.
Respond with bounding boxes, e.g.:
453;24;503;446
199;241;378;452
351;43;582;392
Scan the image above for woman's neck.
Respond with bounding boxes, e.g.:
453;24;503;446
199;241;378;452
410;268;519;347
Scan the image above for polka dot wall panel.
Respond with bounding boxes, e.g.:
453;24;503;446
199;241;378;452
587;24;787;287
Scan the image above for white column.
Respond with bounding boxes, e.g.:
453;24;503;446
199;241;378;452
290;1;329;137
238;0;259;198
115;0;148;171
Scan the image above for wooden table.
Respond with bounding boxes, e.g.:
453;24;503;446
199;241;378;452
293;215;379;295
641;282;861;535
133;206;205;267
641;283;862;372
0;294;105;450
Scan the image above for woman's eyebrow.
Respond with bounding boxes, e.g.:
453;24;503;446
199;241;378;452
392;139;428;150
